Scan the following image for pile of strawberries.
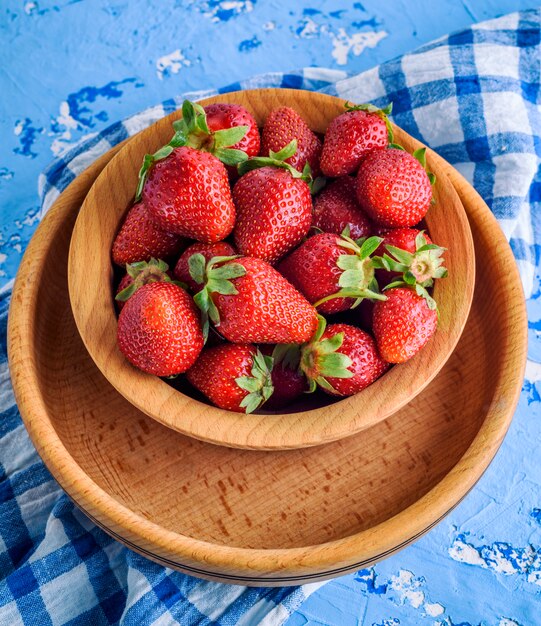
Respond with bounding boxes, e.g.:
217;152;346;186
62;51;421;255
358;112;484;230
112;99;447;414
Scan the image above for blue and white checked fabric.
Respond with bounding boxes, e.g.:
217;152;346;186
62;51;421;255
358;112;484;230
2;8;540;626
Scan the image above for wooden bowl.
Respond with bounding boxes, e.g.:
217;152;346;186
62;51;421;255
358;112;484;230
68;89;475;450
8;139;527;586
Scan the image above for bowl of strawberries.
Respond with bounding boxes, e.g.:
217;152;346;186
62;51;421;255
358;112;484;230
68;89;475;450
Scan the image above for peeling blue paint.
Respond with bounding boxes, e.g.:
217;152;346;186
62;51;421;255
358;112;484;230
13;119;43;158
354;568;388;595
238;36;262;52
531;508;541;525
0;169;14;181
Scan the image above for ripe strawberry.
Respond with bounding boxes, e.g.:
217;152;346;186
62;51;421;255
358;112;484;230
260;344;306;409
233;141;313;263
261;107;322;177
312;176;372;239
300;317;389;396
174;241;236;292
205;103;260;160
278;232;385;315
187;344;273;413
189;254;318;344
142;146;236;242
355;147;434;228
320;103;392;177
112;201;184;267
117;282;204;376
115;258;177;312
374;229;446;297
372;287;438;363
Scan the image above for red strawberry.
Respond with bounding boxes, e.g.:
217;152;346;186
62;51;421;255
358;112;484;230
278;232;385;315
117;282;204;376
187;345;273;413
355;148;434;228
320;103;391;177
205;103;260;160
374;228;446;296
112;201;184;267
260;344;306;409
174;241;236;292
115;258;176;312
233;142;313;263
142;146;236;242
189;254;318;344
372;287;438;363
312;176;372;239
300;317;389;396
261;107;322;177
135;99;252;202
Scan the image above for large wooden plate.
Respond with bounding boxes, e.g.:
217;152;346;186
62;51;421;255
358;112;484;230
7;129;526;585
67;89;475;450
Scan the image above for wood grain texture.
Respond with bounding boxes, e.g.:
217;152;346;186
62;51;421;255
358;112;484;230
7;109;527;585
67;89;476;450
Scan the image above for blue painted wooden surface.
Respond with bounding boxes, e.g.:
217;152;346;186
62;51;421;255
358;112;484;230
2;1;541;624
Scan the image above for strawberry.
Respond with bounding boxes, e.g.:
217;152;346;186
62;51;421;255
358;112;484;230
189;254;319;344
187;344;273;413
300;316;389;396
372;287;438;363
205;102;260;162
278;232;385;315
117;282;204;376
142;146;236;242
261;107;322;177
233;141;313;263
355;147;434;228
320;103;392;177
174;241;236;292
111;201;184;267
312;176;372;239
136;100;252;196
260;344;306;409
115;258;179;312
374;229;446;299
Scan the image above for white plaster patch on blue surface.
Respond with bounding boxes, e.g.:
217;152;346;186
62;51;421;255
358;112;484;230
354;567;450;622
0;169;14;182
329;28;388;65
448;534;541;584
198;0;254;23
156;49;192;80
24;1;37;15
292;9;387;66
262;20;275;31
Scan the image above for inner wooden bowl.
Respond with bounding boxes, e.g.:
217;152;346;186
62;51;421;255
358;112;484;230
8;134;526;585
68;89;475;450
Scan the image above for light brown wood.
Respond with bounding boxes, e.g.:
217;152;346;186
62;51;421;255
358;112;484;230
7;122;527;585
67;89;476;450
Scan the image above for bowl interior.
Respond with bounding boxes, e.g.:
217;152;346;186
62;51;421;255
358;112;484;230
68;88;475;450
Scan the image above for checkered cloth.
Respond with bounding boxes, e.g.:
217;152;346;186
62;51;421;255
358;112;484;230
2;8;540;625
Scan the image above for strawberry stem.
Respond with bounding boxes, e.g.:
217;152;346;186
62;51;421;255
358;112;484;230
190;254;246;342
313;234;387;309
300;316;354;394
236;349;274;413
115;258;186;302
